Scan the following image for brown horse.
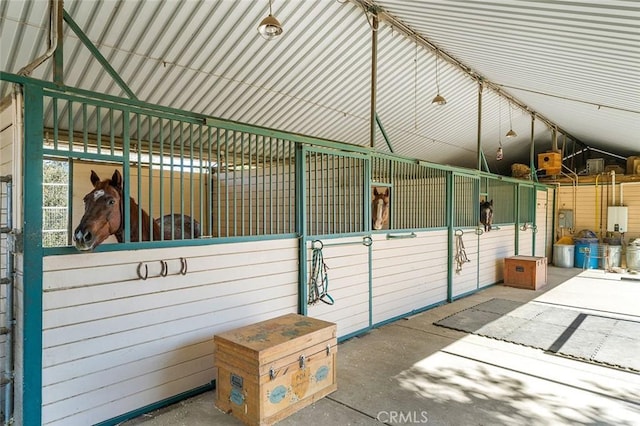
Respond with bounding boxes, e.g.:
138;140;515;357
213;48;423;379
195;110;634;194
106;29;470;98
73;169;200;251
480;199;493;232
372;186;390;230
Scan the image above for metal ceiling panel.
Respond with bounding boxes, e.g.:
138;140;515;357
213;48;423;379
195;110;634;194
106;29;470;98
1;0;638;173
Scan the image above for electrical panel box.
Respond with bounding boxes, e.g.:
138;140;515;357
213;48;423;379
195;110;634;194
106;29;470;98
607;206;628;233
558;209;574;229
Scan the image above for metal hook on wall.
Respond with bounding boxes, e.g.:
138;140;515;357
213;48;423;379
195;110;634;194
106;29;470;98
137;262;148;280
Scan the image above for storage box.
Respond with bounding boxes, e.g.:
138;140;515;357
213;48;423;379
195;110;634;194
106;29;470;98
537;151;562;175
503;256;547;290
214;314;337;426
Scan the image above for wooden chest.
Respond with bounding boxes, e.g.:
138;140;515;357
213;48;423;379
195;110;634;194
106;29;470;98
214;314;337;426
504;255;547;290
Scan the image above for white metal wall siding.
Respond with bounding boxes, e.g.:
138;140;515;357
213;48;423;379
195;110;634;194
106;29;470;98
535;189;548;258
41;239;298;426
451;228;478;298
306;237;369;338
478;226;516;288
371;230;448;324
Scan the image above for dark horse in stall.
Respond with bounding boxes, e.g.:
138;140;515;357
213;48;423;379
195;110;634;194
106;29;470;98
372;186;390;230
73;169;201;251
480;199;493;232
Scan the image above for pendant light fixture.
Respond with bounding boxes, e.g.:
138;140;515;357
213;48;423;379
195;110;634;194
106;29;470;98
506;102;517;138
258;0;283;40
431;49;447;106
497;98;504;160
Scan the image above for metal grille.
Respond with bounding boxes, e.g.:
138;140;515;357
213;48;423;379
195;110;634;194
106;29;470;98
518;185;535;223
306;150;366;236
392;161;447;229
487;178;516;224
42;92;298;246
453;174;479;227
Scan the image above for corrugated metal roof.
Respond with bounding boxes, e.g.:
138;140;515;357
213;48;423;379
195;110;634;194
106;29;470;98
1;0;638;174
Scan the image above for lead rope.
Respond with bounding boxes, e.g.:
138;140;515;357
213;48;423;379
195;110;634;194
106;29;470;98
308;240;334;305
454;229;470;274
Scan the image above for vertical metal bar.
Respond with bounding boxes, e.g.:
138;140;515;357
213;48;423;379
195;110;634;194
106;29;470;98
225;130;230;237
22;83;44;426
159;118;165;240
215;128;222;237
179;122;185;237
82;103;88;153
530;114;538;182
52;98;58;150
262;136;267;235
170;120;175;226
240;132;245;236
207;126;213;237
96;106;102;154
123;110;131;243
296;144;307;315
476;81;483;171
370;14;378;148
248;133;253;236
67;100;73;152
148;115;154;240
189;123;195;238
446;171;454;302
199;125;204;239
232;131;237;237
136;114;142;242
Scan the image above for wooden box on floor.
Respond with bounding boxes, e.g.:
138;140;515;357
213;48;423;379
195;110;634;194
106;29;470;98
503;255;548;290
214;314;337;426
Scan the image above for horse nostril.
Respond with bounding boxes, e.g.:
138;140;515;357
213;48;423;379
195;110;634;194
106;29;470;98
83;231;92;243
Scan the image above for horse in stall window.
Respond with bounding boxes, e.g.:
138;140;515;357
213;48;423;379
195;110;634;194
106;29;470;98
372;186;390;230
480;199;494;232
73;169;200;251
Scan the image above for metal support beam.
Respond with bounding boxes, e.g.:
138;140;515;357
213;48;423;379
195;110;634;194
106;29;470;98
53;0;64;85
63;10;138;100
530;115;538;182
375;113;394;153
369;14;378;149
476;81;483;171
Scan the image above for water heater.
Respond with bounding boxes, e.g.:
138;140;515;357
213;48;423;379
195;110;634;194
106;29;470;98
607;206;628;232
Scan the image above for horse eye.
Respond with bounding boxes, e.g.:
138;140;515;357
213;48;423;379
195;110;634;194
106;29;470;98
107;198;116;206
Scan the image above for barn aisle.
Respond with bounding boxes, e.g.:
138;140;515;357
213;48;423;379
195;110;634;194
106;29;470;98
122;266;640;425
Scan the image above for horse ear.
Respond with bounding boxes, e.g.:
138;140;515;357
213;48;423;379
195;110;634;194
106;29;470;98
489;199;493;206
384;188;390;197
90;170;100;187
111;170;123;190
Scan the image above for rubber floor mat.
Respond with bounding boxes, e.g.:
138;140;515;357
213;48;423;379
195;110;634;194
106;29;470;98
434;298;640;372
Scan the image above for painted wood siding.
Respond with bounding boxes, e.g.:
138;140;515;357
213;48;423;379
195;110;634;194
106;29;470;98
41;239;298;426
306;237;369;338
451;227;479;298
557;183;640;242
478;226;516;287
535;189;548;258
371;230;448;324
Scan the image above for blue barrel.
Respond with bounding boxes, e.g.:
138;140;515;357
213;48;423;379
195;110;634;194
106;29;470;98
574;239;598;268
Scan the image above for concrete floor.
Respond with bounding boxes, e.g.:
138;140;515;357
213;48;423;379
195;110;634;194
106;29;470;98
122;266;640;425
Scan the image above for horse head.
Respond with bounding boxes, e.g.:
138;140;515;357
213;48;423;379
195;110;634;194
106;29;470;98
74;170;125;251
372;187;390;230
480;199;494;232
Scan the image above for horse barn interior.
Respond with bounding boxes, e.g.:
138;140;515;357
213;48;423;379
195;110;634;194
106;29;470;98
0;1;639;425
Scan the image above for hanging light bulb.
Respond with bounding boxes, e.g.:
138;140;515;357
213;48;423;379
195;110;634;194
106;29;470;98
432;50;447;105
506;102;517;138
496;145;504;160
258;0;283;40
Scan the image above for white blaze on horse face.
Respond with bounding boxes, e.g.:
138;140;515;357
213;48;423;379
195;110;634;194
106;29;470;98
373;198;385;230
93;189;105;201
